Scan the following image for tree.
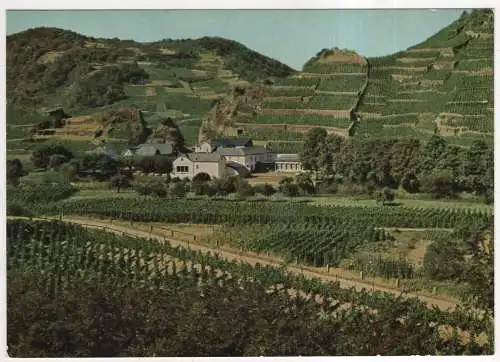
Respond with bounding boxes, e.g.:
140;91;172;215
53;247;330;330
420;171;458;199
31;143;73;169
278;178;299;197
300;128;327;173
212;177;237;196
134;156;156;174
110;174;130;193
153;156;173;174
375;187;395;205
48;154;68;170
6;159;27;186
253;183;276;197
423;239;466;281
295;173;315;194
80;154;119;179
461;225;494;313
400;171;420;193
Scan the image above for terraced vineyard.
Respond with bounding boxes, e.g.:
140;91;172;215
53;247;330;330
238;10;493;149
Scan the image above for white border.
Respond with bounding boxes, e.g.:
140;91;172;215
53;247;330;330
0;1;498;362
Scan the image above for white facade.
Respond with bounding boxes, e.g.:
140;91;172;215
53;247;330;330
171;154;227;180
275;154;303;173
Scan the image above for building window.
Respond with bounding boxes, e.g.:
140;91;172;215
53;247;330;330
176;166;188;173
196;165;199;170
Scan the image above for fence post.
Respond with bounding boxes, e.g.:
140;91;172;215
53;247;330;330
193;235;197;242
171;230;174;237
395;278;400;288
150;225;153;233
360;271;364;280
432;286;437;295
295;256;299;265
326;264;330;273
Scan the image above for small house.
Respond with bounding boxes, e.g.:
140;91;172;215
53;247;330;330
171;153;227;180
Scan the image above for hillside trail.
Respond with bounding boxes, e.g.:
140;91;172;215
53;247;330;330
46;215;458;311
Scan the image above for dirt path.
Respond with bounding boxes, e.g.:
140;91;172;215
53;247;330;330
49;216;458;311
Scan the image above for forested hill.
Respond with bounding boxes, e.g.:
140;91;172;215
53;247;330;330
6;27;294;113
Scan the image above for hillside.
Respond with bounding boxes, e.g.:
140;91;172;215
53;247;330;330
6;27;294;151
227;9;493;150
6;10;494;155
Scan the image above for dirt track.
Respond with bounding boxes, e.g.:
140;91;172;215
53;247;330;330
49;216;458;311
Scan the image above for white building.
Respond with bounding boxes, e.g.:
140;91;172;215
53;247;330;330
171;153;227;180
275;154;303;173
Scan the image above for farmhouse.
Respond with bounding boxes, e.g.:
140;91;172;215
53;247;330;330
171;153;227;179
275;154;303;173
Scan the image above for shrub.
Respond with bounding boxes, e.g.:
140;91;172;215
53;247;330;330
279;182;300;197
235;179;255;198
110;174;131;193
170;181;187;198
253;183;276;196
192;172;211;182
190;180;210;196
316;181;339;195
420;171;459;199
423;240;466;281
31;143;73;169
133;182;152;196
6;203;33;217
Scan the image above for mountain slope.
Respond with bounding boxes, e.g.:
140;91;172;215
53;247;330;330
6;27;294;116
6;10;494;153
228;9;493;150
